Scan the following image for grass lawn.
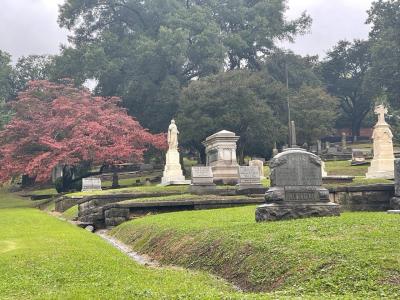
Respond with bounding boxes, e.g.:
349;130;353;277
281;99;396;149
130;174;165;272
0;190;251;299
112;207;400;298
61;205;78;220
324;160;369;176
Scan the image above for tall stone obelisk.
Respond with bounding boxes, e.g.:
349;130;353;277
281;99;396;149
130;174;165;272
161;120;190;186
366;104;395;179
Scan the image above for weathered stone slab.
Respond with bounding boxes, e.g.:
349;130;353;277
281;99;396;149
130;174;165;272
191;166;214;185
249;160;265;179
82;178;102;191
238;166;262;190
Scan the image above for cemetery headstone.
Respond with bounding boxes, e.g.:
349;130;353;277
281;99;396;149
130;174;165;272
249;160;265;179
341;132;347;150
367;104;395;179
190;166;216;194
82;178;102;191
256;148;340;222
238;166;263;190
203;130;239;184
351;149;367;166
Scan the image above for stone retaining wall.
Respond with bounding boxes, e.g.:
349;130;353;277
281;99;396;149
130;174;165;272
329;184;394;211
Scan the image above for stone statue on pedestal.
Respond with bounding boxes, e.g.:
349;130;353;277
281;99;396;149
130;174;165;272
161;120;190;186
168;120;179;150
366;104;395;179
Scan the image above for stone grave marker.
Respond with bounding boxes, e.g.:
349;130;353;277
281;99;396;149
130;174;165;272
256;148;340;222
190;166;216;194
249;160;265;179
238;166;263;190
351;149;367;166
82;178;102;191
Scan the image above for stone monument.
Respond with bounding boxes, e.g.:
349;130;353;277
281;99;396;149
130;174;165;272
203;130;239;184
82;178;102;191
237;166;263;190
290;121;297;147
161;120;190;185
249;159;265;179
341;132;347;150
256;148;340;222
272;142;279;157
366;105;395;179
190;166;216;194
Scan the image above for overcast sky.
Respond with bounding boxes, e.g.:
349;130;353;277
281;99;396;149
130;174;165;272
0;0;374;62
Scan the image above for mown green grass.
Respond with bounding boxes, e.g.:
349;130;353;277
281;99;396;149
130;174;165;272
0;191;252;299
325;160;370;176
65;184;190;198
112;207;400;298
61;205;78;220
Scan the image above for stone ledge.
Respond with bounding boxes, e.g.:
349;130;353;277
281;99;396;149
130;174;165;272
328;183;394;193
255;202;340;222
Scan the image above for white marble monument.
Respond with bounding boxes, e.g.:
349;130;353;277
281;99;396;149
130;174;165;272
203;130;239;184
161;120;190;185
366;105;395;179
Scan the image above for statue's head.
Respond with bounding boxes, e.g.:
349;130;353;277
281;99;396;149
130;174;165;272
171;119;176;124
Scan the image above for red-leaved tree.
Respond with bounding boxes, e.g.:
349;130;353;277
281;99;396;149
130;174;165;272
0;80;166;184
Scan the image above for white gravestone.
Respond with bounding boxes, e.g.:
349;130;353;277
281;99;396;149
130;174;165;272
161;120;190;186
238;166;263;189
82;178;102;191
249;160;265;179
191;166;214;185
367;105;395;179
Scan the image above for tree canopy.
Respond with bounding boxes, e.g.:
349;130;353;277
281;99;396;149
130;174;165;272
55;0;311;132
319;40;373;137
367;0;400;109
0;80;166;183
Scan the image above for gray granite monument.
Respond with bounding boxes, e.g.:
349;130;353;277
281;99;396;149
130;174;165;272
256;148;340;221
203;130;239;184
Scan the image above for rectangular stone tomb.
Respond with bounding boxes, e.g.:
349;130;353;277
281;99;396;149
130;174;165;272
82;178;102;191
238;166;263;189
256;148;340;222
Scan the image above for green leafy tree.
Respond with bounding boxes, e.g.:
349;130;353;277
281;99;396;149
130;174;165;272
13;55;54;92
178;70;287;162
367;0;400;109
319;40;374;137
0;50;14;101
0;50;15;129
56;0;310;132
290;85;339;144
